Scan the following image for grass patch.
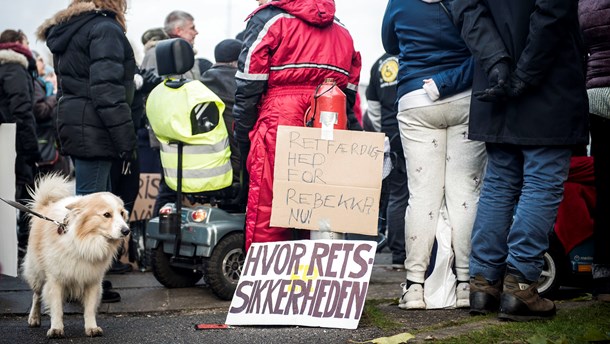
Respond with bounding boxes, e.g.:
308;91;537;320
412;312;495;335
435;302;610;344
361;299;402;331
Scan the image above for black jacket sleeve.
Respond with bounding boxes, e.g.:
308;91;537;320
4;65;38;155
449;0;511;74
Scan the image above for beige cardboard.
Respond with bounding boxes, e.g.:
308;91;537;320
129;173;161;222
271;126;384;235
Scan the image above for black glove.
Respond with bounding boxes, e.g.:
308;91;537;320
473;84;508;102
487;60;510;89
505;74;528;98
473;60;511;103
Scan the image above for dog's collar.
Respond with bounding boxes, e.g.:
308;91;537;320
0;197;69;235
57;214;69;235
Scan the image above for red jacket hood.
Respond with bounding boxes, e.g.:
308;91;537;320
248;0;336;27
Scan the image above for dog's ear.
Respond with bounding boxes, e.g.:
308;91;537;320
122;209;129;221
65;199;84;212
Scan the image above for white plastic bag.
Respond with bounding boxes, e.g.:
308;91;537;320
424;206;457;309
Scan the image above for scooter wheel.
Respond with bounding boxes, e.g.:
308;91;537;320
151;246;203;288
206;233;245;300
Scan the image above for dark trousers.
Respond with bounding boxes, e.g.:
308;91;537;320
110;155;141;215
591;115;610;268
385;151;408;263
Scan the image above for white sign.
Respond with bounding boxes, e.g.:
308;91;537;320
0;124;17;277
225;239;376;329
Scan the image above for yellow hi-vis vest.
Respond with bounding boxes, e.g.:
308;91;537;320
146;79;232;193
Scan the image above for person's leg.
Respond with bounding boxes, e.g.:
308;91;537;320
400;107;447;285
443;96;486;308
108;158;140;274
16;183;32;258
498;145;571;321
385;150;408;267
444;96;486;283
506;145;571;281
469;143;522;282
73;159;112;195
397;94;447;309
110;156;141;215
590;115;610;300
468;143;522;314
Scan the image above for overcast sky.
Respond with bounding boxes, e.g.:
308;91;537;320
2;0;386;85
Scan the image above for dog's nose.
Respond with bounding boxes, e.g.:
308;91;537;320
121;226;131;236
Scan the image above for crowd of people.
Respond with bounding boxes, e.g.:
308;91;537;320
1;0;608;321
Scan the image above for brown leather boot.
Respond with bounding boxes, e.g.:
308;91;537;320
498;274;556;321
469;275;502;315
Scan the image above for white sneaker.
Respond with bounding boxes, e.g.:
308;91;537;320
398;283;425;310
456;282;470;308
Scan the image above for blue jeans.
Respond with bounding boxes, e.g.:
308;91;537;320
470;143;571;282
74;158;113;195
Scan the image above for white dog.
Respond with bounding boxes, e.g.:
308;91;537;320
21;174;130;338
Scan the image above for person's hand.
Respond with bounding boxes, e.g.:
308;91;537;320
474;72;529;102
488;60;510;89
473;60;511;102
473;84;507;102
505;74;528;98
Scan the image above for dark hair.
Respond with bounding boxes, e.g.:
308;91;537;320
0;29;27;44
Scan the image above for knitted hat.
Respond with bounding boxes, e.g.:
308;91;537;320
141;28;169;45
214;39;242;63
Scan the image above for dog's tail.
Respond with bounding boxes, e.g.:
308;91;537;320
29;173;73;212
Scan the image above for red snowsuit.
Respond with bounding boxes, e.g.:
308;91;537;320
234;0;362;251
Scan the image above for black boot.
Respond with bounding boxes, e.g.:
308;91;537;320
102;280;121;303
469;275;502;315
498;273;555;321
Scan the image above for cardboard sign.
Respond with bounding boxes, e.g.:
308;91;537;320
129;173;161;222
0;124;17;277
271;126;384;235
225;240;377;329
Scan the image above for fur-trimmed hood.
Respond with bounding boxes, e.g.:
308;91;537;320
0;42;33;69
37;3;120;55
37;3;97;41
0;48;28;69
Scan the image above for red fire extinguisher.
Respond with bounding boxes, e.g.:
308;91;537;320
304;78;348;130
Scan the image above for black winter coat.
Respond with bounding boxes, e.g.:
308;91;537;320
201;64;240;183
0;43;39;185
579;0;610;89
38;4;136;159
450;0;589;145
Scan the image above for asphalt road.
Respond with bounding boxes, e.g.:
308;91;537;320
0;309;395;344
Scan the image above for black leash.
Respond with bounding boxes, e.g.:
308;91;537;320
0;197;67;234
